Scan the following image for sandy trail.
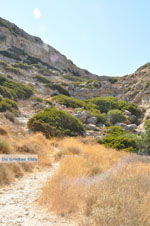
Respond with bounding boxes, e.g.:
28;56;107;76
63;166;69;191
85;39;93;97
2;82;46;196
0;154;148;226
0;163;76;226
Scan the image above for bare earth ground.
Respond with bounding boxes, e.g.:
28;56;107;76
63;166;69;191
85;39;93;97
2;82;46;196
0;163;77;226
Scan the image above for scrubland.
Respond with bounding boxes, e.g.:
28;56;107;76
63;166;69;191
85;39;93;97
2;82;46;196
0;121;149;225
39;137;150;226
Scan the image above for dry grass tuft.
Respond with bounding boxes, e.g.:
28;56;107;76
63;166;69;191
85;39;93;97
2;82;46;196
0;132;52;187
39;137;150;226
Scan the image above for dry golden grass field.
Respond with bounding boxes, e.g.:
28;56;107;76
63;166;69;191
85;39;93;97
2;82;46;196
39;137;150;226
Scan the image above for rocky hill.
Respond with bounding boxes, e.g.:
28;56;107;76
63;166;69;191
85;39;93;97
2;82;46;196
0;16;150;133
0;17;99;79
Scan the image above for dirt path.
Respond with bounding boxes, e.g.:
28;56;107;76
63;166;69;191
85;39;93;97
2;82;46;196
0;163;76;226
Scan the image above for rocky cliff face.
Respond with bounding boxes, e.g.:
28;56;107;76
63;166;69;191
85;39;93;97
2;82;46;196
0;17;99;79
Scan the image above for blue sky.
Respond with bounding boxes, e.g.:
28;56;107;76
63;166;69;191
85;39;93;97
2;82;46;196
0;0;150;76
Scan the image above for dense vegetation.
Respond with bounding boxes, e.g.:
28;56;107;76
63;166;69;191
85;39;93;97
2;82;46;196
99;122;150;154
100;126;139;152
0;97;18;112
107;109;126;125
28;107;85;137
53;95;86;108
54;95;140;125
86;96;141;116
0;74;33;100
137;120;150;155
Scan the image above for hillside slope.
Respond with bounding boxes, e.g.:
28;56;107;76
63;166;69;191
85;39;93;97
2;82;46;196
0;16;150;130
0;17;99;80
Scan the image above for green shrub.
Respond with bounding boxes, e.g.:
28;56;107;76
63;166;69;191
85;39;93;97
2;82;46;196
99;126;138;152
38;68;52;76
0;75;33;100
31;96;43;102
86;96;140;116
0;60;7;67
117;100;141;117
0;86;16;99
63;75;85;82
53;95;85;108
138;120;150;154
31;96;53;105
47;84;70;96
107;109;126;125
13;62;32;70
103;135;137;152
88;109;107;124
32;64;42;69
108;77;118;84
81;80;101;88
0;98;18;112
34;75;50;84
4;65;22;75
28;108;85;137
86;96;120;113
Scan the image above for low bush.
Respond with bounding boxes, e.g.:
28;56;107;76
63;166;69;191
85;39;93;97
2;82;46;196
38;68;52;76
108;77;118;83
53;95;85;108
86;96;120;113
47;84;70;96
4;65;23;75
86;96;140;116
88;109;107;124
13;62;32;70
81;79;101;88
0;74;33;100
107;109;126;125
31;96;53;106
0;98;18;112
0;60;7;67
34;75;50;84
63;74;85;82
137;120;150;154
28;108;85;137
99;126;139;152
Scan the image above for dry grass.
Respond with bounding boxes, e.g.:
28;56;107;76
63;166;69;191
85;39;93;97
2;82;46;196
39;137;150;226
0;130;52;187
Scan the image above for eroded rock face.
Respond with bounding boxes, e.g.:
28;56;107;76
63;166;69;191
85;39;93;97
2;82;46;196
0;17;99;79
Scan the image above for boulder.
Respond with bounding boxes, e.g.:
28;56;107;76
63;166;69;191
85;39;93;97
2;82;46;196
124;110;137;123
73;110;90;123
116;122;137;131
128;114;137;123
126;124;137;131
116;122;128;129
85;124;97;130
97;123;106;128
86;116;97;125
124;110;132;116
